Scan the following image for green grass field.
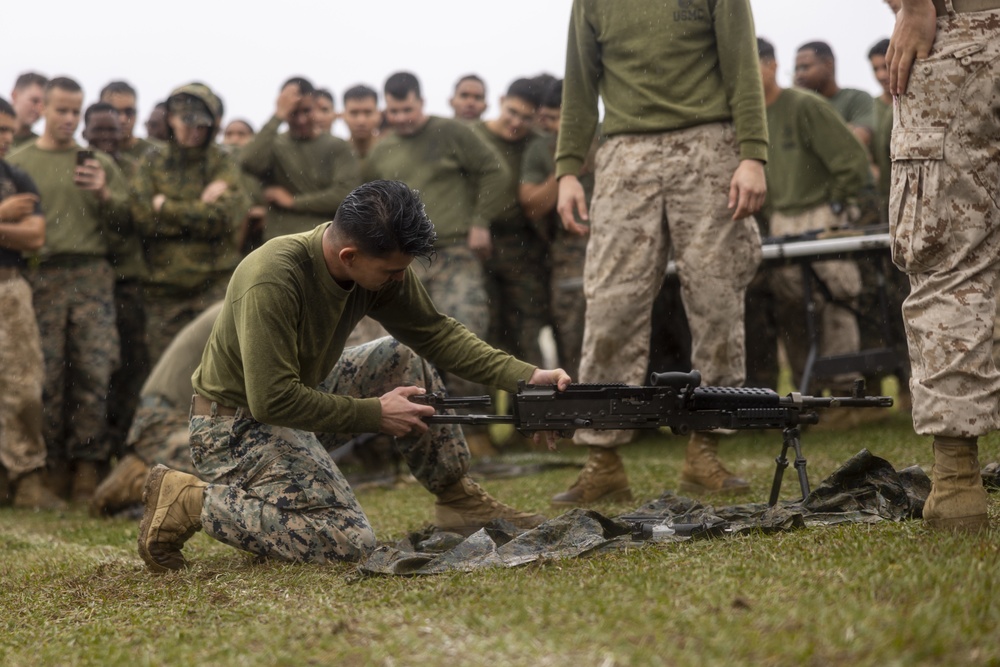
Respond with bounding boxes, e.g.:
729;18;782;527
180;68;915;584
2;410;998;666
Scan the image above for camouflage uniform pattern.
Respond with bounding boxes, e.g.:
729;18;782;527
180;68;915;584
107;280;150;455
414;244;489;397
192;337;471;563
0;273;47;478
28;259;120;463
769;205;862;392
890;5;1000;438
483;228;550;368
575;123;761;447
144;279;230;364
126;397;198;475
548;230;588;378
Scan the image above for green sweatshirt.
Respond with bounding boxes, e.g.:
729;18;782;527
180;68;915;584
239;116;361;241
143;300;223;408
131;143;245;293
556;0;768;178
364;116;508;246
829;89;876;132
873;97;893;203
471;123;548;232
765;88;870;216
8;142;130;261
193;223;535;433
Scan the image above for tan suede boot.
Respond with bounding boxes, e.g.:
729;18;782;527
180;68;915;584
71;460;102;504
551;446;633;507
12;469;68;511
923;436;989;533
679;432;750;496
90;455;151;517
435;476;546;536
137;465;207;572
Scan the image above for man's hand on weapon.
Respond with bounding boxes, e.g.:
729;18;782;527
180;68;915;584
528;367;572;450
379;385;436;437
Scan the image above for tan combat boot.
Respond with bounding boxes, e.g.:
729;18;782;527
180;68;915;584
138;465;207;572
12;469;68;511
71;460;102;504
90;454;151;517
551;446;633;507
435;476;546;536
923;436;989;533
679;432;750;496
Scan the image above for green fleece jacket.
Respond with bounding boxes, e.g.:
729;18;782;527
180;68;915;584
193;224;535;433
556;0;768;178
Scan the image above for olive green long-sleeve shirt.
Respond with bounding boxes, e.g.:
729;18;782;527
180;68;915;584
765;88;870;216
556;0;768;178
240;116;361;241
192;224;535;433
364;116;508;246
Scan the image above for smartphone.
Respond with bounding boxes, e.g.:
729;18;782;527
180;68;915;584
76;150;94;166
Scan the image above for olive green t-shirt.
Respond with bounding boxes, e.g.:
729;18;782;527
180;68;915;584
556;0;768;178
192;224;535;434
873;96;893;205
364;116;508;246
471;123;548;231
8;142;130;261
828;88;876;132
765;88;870;216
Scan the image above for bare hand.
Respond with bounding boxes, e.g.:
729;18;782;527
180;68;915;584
264;186;295;209
528;367;572;449
467;226;492;260
728;159;767;220
379;385;436;438
200;179;229;204
74;159;108;200
557;175;589;236
152;194;167;213
275;86;303;122
886;0;938;95
0;193;38;222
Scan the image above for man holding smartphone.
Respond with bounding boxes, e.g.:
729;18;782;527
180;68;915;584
7;77;130;503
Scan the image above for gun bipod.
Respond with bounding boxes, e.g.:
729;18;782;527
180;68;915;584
768;425;811;507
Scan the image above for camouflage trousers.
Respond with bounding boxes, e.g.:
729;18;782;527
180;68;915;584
0;272;47;479
28;259;119;463
769;205;862;392
890;7;1000;437
575;123;761;447
191;337;471;563
108;280;150;456
548;230;588;378
413;244;489;397
144;278;229;365
126;397;198;475
483;225;550;368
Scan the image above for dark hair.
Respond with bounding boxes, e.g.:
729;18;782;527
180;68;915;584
334;180;436;262
757;37;776;60
343;84;378;105
531;73;557;96
14;72;48;91
100;80;137;100
385;72;421;101
84;102;118;125
152;101;168;112
505;77;542;108
0;97;15;117
45;77;83;98
869;38;891;59
453;74;485;93
541;78;563;109
313;88;334;104
281;76;315;95
798;41;835;62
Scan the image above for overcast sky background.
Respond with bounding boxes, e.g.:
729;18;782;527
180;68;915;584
5;0;897;139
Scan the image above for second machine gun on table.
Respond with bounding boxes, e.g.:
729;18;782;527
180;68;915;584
413;370;893;507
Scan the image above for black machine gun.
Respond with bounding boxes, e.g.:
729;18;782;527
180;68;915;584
412;370;893;506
